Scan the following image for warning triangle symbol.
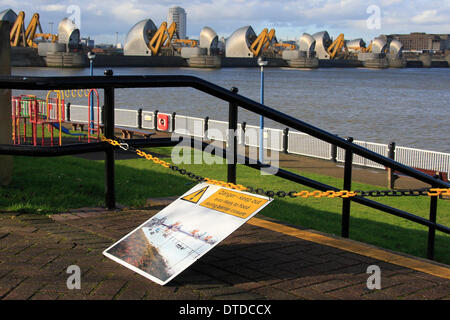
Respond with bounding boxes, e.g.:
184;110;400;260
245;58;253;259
181;186;209;204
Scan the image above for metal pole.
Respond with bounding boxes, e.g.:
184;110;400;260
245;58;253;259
89;59;94;134
104;69;115;210
283;127;289;154
0;21;13;186
259;65;264;164
341;137;354;238
204;116;209;138
427;192;438;260
387;142;396;189
227;87;238;184
137;108;142;129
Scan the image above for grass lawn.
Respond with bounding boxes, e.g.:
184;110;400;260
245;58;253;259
1;146;449;264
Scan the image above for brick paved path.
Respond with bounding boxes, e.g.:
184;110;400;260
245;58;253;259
0;207;449;300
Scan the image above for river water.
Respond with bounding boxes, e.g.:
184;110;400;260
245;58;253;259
12;66;450;153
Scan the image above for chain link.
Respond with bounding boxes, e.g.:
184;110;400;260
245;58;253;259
102;136;450;199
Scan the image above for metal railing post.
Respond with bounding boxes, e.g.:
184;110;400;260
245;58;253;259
66;103;71;122
227;87;238;184
341;137;354;238
204;116;209;139
241;121;247;150
427;190;438;260
137;108;142;129
154;109;159;131
104;69;115;210
331;145;338;163
101;105;105;126
283;127;289;154
387;142;396;189
330;134;339;162
172;112;176;133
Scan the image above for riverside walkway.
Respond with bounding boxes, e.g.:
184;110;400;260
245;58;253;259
0;202;449;300
1;132;449;300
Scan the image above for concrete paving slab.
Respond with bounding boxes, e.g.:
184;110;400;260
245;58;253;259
0;207;448;300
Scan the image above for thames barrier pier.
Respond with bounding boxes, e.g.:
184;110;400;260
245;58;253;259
2;8;448;69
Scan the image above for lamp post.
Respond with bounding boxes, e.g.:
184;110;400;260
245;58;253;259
257;56;268;164
87;51;96;133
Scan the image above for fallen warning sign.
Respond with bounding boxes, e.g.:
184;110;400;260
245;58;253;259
201;188;269;219
103;183;272;285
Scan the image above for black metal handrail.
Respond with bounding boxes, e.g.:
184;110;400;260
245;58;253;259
0;73;448;260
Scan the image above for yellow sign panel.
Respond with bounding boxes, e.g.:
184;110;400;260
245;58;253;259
200;188;269;219
181;186;209;204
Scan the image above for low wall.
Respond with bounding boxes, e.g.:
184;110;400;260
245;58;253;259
94;55;187;68
318;59;363;68
11;49;450;69
11;47;46;67
405;55;449;68
221;57;288;68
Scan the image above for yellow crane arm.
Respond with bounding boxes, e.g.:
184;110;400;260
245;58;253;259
250;28;271;57
263;29;276;49
363;42;373;53
327;33;345;59
273;43;296;50
10;12;57;48
149;22;178;55
149;22;168;55
165;22;177;47
25;13;43;48
34;33;58;43
10;11;26;47
173;39;198;47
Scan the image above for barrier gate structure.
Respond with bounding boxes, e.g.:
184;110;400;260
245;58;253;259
0;71;449;261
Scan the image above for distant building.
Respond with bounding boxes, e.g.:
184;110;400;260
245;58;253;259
167;6;187;39
388;32;449;53
438;34;450;50
80;37;94;49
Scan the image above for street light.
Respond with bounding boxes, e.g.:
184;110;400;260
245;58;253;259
257;56;268;164
87;51;96;133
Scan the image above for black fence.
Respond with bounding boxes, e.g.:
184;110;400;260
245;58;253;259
0;71;449;260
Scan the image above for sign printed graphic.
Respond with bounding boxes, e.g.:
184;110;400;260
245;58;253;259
181;186;209;204
103;183;272;285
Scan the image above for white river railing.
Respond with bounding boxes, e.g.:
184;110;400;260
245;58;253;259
64;104;450;179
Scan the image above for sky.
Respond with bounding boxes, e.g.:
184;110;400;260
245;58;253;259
2;0;449;44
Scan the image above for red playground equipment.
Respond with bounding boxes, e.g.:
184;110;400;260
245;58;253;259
12;92;65;146
11;89;100;146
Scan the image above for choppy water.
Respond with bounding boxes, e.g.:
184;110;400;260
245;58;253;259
12;66;450;153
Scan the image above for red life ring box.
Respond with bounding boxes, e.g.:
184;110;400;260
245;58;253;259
157;113;171;131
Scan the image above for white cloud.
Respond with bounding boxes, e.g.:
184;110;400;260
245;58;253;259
380;0;403;5
38;4;66;12
110;3;147;22
411;9;447;24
